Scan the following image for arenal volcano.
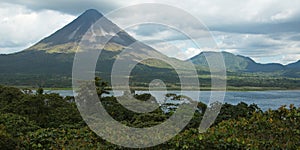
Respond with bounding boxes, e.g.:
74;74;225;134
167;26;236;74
26;9;138;53
0;9;184;87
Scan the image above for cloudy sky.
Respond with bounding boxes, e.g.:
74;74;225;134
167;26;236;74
1;0;300;64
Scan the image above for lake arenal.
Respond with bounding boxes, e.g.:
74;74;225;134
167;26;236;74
44;90;300;111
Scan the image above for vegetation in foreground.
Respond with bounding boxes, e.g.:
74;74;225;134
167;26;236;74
0;80;300;149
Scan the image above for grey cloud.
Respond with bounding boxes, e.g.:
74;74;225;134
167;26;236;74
1;0;119;15
129;25;168;37
210;20;300;34
246;40;284;49
289;35;300;41
236;49;279;57
126;25;212;44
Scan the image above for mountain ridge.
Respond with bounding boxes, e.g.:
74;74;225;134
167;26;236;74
188;51;300;78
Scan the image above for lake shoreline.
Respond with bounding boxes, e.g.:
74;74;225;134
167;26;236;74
37;89;300;111
15;86;299;92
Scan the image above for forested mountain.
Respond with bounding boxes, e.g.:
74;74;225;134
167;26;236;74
189;51;300;78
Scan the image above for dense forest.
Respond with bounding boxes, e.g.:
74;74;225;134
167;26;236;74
1;72;300;90
0;79;300;149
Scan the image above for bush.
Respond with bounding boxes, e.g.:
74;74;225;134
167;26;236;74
0;125;17;150
0;113;40;137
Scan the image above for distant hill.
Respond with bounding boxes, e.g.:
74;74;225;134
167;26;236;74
286;60;300;69
188;51;300;75
189;51;253;71
283;60;300;77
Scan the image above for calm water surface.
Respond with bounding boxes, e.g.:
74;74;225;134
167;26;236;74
44;90;300;111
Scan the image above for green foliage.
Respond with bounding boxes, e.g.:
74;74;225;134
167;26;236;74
161;105;300;149
36;87;44;95
0;85;23;109
100;95;167;128
0;113;39;137
1;85;83;128
214;102;261;124
0;125;17;150
95;77;109;97
1;85;300;149
197;105;300;149
21;127;110;149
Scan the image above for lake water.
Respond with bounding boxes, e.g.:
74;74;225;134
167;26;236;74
44;90;300;111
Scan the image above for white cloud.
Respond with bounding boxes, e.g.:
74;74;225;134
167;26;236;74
175;47;201;60
271;10;294;22
150;41;182;58
0;3;75;53
282;54;300;63
150;43;202;61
